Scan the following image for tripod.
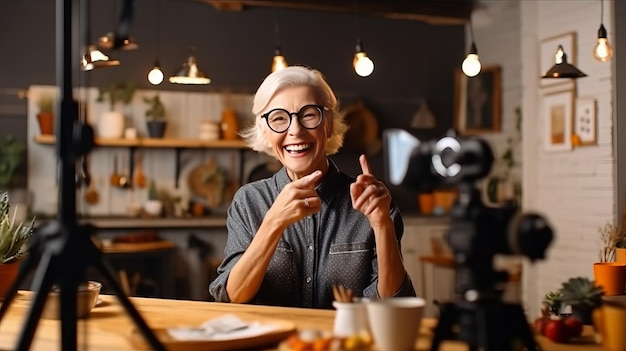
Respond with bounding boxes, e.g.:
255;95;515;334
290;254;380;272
428;183;550;351
0;1;165;350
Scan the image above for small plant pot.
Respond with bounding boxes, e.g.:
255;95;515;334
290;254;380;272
147;121;167;138
593;262;626;296
98;111;125;138
36;112;54;135
0;262;19;299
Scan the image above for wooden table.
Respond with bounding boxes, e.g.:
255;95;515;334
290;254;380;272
0;292;602;351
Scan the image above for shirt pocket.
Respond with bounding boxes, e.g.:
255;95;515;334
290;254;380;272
329;242;371;255
276;240;294;253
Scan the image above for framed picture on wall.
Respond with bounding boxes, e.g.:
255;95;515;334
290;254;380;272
454;65;501;135
574;97;597;145
543;90;574;151
540;32;576;88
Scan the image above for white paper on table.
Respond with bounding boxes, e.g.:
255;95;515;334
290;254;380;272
167;314;281;341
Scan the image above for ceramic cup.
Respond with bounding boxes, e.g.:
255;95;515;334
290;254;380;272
365;297;425;351
332;300;369;338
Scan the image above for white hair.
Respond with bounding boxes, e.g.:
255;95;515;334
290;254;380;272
240;66;348;157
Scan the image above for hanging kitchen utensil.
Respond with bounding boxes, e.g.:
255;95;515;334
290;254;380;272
84;176;100;205
110;154;121;187
117;152;130;188
133;151;147;188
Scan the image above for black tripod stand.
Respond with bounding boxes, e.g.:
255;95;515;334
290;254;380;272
428;183;552;351
0;1;165;350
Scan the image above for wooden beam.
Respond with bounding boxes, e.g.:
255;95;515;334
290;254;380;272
196;0;474;25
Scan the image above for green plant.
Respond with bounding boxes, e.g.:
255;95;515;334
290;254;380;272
36;95;54;114
542;291;563;316
147;180;158;201
143;95;166;121
0;191;34;264
559;277;604;308
96;81;137;111
598;222;625;262
0;135;26;188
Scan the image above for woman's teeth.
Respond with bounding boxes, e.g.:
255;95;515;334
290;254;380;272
285;143;311;153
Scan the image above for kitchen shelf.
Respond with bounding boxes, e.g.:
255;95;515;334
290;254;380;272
34;135;250;187
34;135;249;149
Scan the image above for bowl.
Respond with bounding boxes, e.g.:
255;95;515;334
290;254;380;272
42;281;102;320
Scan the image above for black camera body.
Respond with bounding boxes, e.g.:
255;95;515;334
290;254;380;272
383;129;554;350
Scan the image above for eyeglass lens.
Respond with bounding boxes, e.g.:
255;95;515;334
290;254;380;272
265;105;323;133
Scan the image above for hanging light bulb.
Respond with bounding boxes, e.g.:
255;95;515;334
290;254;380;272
462;19;481;77
462;43;481;77
593;0;613;62
353;40;374;77
147;0;163;85
271;9;288;72
272;47;288;72
148;61;164;85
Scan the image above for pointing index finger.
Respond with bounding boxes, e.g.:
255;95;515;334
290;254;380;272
359;154;372;175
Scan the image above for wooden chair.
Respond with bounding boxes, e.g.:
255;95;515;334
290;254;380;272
418;237;455;315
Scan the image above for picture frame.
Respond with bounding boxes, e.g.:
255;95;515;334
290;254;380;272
453;65;501;135
574;97;597;145
543;90;574;151
540;32;576;88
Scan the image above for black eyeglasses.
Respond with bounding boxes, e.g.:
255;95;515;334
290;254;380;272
260;104;326;133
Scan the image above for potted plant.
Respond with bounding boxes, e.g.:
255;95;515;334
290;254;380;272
143;179;162;217
143;94;167;138
35;94;55;135
0;191;35;298
95;81;137;138
560;277;604;325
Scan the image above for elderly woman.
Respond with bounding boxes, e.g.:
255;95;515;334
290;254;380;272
209;66;415;308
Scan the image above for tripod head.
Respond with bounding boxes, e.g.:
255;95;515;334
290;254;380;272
383;129;554;301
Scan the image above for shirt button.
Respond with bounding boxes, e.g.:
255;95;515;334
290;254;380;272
306;277;312;283
308;245;313;250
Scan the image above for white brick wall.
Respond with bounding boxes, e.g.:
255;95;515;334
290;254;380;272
519;0;615;318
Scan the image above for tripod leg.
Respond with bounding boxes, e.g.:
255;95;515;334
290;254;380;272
93;254;166;351
430;302;457;351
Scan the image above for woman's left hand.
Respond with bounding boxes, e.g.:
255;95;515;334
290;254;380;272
350;154;392;227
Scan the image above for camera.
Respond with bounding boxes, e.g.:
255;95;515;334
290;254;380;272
383;129;554;350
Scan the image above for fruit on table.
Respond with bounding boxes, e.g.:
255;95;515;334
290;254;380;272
544;318;570;343
562;316;583;338
279;329;372;351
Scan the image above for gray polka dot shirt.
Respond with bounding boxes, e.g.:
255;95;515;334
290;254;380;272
208;160;415;309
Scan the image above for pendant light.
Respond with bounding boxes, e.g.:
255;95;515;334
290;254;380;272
462;18;481;77
97;0;138;50
169;47;211;85
81;0;119;71
542;45;587;79
352;1;374;77
147;0;163;85
593;0;613;62
271;8;288;72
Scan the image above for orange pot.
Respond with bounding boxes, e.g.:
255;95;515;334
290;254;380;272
0;262;19;299
594;262;626;296
616;248;626;264
417;193;434;215
36;112;54;135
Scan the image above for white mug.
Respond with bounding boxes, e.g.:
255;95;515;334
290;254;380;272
365;297;425;351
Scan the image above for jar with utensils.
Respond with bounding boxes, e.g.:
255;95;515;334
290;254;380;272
332;285;369;338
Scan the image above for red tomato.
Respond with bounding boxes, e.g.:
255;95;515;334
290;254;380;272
563;316;583;338
544;319;570;343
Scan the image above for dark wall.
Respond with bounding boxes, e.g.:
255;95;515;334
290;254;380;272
0;0;465;213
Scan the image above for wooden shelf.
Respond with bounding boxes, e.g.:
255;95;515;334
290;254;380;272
34;135;249;149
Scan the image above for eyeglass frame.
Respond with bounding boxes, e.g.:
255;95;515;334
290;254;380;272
260;104;328;133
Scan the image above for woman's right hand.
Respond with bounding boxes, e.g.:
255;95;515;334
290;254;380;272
266;170;323;229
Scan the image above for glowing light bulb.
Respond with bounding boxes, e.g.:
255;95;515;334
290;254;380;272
593;24;614;62
272;54;288;72
353;52;374;77
147;62;164;85
462;53;481;77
